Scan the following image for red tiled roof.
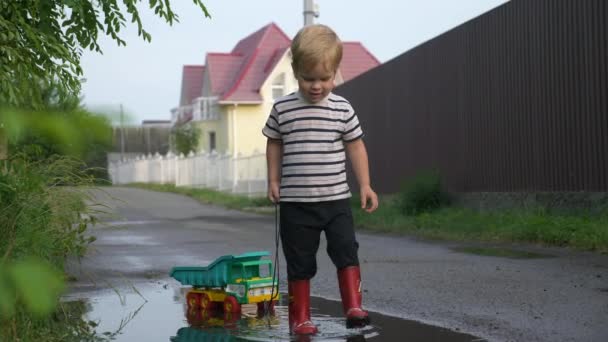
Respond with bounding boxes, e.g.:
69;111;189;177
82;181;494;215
179;23;380;104
340;42;381;82
179;65;205;106
206;53;244;97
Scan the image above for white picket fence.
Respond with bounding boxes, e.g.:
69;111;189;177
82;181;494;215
108;151;268;197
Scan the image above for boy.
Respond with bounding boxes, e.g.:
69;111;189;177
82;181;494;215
262;24;378;335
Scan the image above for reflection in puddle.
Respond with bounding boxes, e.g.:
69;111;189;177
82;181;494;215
64;282;482;341
176;303;376;341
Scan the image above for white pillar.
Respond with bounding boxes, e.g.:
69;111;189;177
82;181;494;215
303;0;319;26
232;105;239;190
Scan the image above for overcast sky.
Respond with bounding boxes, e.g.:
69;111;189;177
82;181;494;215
80;0;508;124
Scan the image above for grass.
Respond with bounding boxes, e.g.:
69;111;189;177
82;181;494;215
5;301;111;342
127;184;608;254
128;183;271;212
0;156;103;341
353;195;608;253
451;247;552;259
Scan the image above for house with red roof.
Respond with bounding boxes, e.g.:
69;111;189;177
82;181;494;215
171;23;379;156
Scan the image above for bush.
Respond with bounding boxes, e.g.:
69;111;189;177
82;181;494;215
400;170;450;215
171;124;200;155
0;156;99;340
3;107;113;183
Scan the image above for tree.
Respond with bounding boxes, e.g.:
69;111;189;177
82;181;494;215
172;124;200;155
0;0;210;109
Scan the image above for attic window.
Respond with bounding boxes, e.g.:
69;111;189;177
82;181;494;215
271;73;285;100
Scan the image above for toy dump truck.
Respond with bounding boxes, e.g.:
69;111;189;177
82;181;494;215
170;251;279;315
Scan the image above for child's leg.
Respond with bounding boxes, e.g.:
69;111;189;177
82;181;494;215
324;199;370;328
280;202;323;335
280;202;322;280
324;199;359;269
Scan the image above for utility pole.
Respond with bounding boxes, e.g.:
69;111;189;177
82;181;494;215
303;0;319;26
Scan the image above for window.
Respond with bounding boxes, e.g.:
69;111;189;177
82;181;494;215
209;131;216;152
193;97;219;121
271;73;285;100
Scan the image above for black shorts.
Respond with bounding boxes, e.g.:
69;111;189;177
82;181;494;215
280;198;360;280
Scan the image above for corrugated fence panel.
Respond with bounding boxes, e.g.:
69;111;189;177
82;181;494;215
337;0;608;193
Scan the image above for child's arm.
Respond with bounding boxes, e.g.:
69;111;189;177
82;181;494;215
345;139;378;213
266;138;282;203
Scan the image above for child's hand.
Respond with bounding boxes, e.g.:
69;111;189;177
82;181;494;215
268;181;280;204
360;185;378;213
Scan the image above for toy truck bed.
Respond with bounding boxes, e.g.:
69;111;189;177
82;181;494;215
170;251;279;314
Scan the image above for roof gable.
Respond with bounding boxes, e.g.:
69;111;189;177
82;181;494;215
206;53;244;97
179;65;205;106
221;23;291;102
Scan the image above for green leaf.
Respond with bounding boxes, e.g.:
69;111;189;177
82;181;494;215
8;258;65;316
0;270;16;317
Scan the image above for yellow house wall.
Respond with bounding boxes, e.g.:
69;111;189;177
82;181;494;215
192;110;229;154
196;103;271;156
229;104;269;156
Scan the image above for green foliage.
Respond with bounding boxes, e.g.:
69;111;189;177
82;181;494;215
0;0;211;109
0;157;97;266
4;108;111;159
0;156;99;339
351;194;416;232
0;258;65;318
0;109;121;340
2;106;113;182
172;124;201;155
1;300;115;342
0;1;212;338
400;170;450;215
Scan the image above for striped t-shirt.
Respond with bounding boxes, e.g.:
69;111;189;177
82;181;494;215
262;91;364;202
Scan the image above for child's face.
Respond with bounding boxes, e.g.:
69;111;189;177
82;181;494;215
296;62;336;103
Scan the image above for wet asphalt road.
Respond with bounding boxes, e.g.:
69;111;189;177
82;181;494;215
67;187;608;342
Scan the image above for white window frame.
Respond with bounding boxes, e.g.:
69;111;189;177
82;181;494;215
192;96;219;121
271;73;286;100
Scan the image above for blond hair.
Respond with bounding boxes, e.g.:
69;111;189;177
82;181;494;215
291;24;343;75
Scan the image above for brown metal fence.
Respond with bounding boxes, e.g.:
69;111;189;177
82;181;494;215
337;0;608;193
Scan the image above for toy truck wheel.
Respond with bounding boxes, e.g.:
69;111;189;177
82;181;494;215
186;292;202;308
223;295;240;313
200;293;217;310
223;310;239;327
186;307;203;325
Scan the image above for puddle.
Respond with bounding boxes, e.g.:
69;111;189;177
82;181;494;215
63;282;483;342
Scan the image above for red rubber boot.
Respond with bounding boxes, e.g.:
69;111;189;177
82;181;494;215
288;280;318;335
338;266;371;328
